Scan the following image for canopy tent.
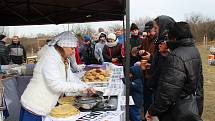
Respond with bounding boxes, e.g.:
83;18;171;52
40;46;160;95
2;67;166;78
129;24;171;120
0;0;131;120
0;0;125;26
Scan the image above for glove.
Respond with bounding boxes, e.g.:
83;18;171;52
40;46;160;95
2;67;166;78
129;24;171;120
134;61;141;66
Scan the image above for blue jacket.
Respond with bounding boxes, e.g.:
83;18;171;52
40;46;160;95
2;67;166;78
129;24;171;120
116;35;125;44
130;66;144;107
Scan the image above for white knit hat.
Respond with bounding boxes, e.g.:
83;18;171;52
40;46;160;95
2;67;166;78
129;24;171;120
107;33;116;40
49;31;77;48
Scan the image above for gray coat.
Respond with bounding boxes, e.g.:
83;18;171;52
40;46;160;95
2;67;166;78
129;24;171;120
94;42;105;63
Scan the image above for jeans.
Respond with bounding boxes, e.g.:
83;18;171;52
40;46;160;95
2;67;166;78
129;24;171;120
19;107;42;121
129;105;142;121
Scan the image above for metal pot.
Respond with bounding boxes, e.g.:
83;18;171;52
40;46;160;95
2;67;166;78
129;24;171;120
76;96;103;109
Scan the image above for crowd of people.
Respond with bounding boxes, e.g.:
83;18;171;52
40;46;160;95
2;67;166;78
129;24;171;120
0;15;204;121
129;15;204;121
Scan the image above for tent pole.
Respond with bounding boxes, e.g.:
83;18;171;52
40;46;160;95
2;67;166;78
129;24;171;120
125;0;130;121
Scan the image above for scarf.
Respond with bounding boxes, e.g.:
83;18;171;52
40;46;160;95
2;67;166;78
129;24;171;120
106;41;118;47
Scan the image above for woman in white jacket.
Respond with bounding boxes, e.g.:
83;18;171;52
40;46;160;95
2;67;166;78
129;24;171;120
19;31;94;121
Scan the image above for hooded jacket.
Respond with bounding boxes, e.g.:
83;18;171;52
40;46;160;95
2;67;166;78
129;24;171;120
154;15;176;44
8;41;26;64
94;33;107;63
149;15;176;89
94;42;106;63
148;38;203;120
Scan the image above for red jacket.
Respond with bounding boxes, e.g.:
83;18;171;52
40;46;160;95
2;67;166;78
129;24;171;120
75;47;81;64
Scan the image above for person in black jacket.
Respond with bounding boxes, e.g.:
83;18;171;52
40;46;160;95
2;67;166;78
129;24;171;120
149;15;176;86
130;23;144;66
8;36;26;64
79;35;99;65
147;22;203;121
0;34;9;65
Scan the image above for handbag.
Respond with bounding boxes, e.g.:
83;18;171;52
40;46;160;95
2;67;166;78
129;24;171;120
171;94;202;121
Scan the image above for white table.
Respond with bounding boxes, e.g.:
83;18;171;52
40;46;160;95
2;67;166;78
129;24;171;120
44;65;126;121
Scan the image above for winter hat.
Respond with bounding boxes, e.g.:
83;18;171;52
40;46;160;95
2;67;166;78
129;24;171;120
107;33;116;40
49;31;77;48
99;32;107;38
168;22;193;40
83;35;91;42
144;21;153;32
154;15;176;40
0;34;6;40
98;28;105;33
130;23;139;31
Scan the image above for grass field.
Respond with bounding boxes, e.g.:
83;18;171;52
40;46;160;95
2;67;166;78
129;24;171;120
198;42;215;121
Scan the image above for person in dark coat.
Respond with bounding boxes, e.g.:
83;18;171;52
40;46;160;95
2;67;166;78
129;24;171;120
0;34;9;65
79;35;98;65
131;21;158;119
147;22;203;121
140;21;157;119
102;33;123;65
130;23;144;66
149;15;176;91
145;15;175;121
131;21;157;62
8;36;26;64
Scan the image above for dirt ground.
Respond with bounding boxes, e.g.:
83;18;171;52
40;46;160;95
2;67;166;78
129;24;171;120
198;42;215;121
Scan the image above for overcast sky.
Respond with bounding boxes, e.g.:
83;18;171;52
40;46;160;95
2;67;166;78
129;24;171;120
6;0;215;37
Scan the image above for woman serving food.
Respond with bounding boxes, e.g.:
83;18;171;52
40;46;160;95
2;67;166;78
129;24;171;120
19;31;95;121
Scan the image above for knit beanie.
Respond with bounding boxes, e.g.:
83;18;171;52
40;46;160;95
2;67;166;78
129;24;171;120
0;34;6;40
130;23;139;31
144;21;153;32
107;33;116;40
83;35;91;42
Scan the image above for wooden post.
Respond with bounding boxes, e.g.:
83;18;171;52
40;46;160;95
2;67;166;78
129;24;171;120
203;35;205;47
206;34;208;48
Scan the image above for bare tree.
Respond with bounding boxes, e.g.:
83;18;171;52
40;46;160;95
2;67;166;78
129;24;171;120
108;24;123;32
186;13;215;42
70;24;96;36
133;16;152;31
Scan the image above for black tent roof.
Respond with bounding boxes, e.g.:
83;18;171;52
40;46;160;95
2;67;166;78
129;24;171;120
0;0;125;26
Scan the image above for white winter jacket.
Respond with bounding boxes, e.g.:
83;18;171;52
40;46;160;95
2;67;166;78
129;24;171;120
21;46;88;116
